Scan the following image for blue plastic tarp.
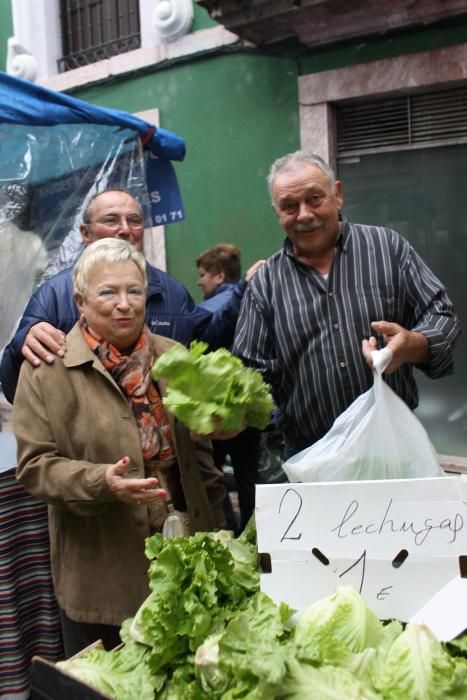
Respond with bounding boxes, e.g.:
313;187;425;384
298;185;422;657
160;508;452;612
0;71;185;160
0;71;187;351
0;71;186;226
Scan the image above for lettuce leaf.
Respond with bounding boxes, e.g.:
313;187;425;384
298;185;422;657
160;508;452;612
57;626;161;700
447;633;467;657
379;623;467;699
292;585;385;664
152;341;274;433
211;529;260;592
281;659;381;699
195;591;293;698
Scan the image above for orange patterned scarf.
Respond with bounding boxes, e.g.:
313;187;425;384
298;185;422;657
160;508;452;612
80;320;176;467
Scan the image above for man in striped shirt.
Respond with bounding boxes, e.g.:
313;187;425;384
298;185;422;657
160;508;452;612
233;151;461;454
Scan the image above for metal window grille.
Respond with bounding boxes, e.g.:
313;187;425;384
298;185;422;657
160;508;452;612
58;0;141;73
336;87;467;159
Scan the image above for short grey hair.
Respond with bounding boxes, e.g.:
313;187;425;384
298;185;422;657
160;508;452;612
82;188;143;224
267;151;336;202
73;238;147;298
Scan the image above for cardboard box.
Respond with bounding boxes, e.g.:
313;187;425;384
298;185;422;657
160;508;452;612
256;475;467;641
30;641;112;700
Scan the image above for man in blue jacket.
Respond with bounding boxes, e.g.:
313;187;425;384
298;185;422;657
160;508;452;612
0;190;245;403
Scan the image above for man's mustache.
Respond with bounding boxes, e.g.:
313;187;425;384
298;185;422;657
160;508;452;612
293;220;324;233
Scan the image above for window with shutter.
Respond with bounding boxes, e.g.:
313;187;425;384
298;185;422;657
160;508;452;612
336;87;467;158
58;0;141;72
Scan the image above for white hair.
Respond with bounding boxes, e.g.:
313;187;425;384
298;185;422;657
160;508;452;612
73;238;147;298
267;151;336;202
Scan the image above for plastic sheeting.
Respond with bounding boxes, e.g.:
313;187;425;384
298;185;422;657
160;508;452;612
0;72;185;159
0;72;186;354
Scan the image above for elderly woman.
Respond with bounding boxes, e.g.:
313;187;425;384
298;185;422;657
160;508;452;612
13;238;226;657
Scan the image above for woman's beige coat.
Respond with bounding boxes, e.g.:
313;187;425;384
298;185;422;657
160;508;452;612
13;324;226;626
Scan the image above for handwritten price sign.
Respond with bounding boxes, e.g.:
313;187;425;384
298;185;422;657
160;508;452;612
255;477;467;621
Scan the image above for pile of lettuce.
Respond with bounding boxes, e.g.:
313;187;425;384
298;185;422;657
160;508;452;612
58;523;260;699
59;524;467;699
151;341;274;434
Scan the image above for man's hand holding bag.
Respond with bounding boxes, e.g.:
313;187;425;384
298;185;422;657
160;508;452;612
283;348;444;483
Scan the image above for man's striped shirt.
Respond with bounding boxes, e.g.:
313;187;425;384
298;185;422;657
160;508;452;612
233;220;461;450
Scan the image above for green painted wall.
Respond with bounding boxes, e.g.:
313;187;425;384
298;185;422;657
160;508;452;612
0;1;13;72
192;2;218;31
76;53;300;299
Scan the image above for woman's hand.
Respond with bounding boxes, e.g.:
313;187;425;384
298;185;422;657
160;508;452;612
106;456;167;505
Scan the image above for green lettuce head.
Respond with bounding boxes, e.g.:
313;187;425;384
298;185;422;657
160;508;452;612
152;341;274;433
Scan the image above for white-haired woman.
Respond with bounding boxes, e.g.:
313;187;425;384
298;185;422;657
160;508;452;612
13;238;226;657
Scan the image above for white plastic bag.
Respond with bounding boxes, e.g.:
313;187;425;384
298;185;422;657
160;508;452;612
283;349;444;482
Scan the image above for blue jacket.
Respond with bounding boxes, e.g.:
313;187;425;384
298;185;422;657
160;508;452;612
198;281;245;314
199;281;246;352
0;264;244;403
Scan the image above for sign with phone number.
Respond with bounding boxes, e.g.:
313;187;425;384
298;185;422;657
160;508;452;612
145;153;185;225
